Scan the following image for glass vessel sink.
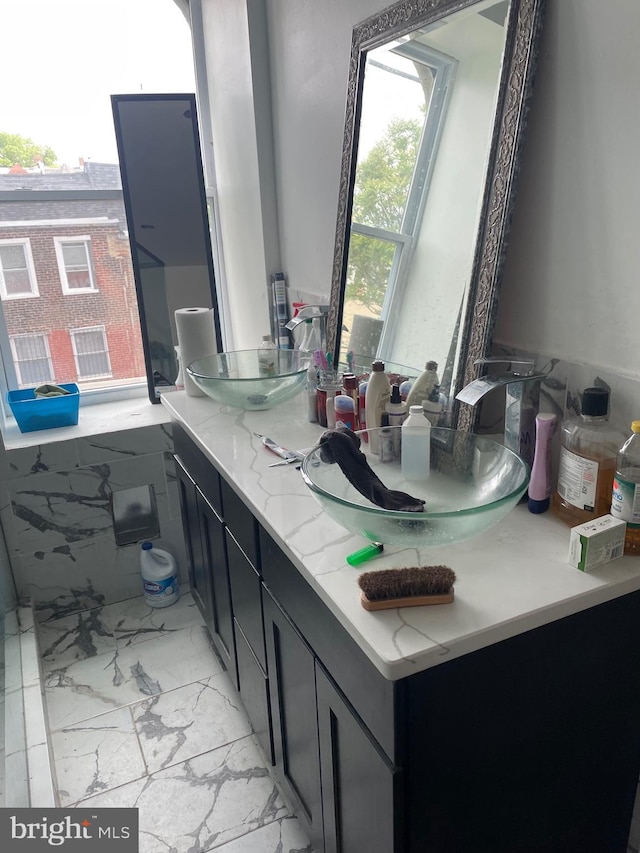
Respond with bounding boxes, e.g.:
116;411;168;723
301;427;530;547
186;349;311;411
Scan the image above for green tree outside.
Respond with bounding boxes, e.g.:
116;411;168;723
0;131;57;168
346;116;422;315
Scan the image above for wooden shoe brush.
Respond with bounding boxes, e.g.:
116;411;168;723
357;566;456;611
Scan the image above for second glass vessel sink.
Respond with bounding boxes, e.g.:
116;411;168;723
186;349;310;411
301;427;530;547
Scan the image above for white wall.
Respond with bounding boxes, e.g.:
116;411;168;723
207;0;640;379
493;0;640;379
201;0;280;349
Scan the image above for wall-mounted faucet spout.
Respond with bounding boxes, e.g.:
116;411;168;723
285;305;330;351
456;358;546;464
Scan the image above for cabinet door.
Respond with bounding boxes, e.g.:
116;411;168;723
316;664;400;853
235;619;273;764
197;492;237;685
263;589;323;851
175;455;212;631
227;531;265;670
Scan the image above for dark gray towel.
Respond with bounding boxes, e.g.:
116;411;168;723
318;427;425;512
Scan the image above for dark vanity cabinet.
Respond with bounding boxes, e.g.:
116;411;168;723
174;427;235;681
173;422;640;853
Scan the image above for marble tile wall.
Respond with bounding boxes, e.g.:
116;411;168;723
0;423;187;623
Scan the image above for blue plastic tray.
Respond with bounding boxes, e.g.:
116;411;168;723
7;384;80;433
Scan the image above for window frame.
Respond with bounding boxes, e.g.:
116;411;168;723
9;332;54;387
0;238;40;300
53;235;97;295
69;325;113;381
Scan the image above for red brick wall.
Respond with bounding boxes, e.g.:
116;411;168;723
1;222;146;385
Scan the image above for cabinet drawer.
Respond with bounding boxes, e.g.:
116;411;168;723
260;526;400;763
235;619;273;765
220;478;259;569
173;422;222;516
227;530;266;671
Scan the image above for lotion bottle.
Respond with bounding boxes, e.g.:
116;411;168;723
406;360;439;409
528;413;557;513
401;405;431;481
365;361;391;454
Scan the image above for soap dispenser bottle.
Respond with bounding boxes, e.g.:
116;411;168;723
552;387;625;526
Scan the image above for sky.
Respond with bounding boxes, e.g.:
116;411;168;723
0;0;196;167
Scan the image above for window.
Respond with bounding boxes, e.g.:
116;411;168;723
0;239;39;299
70;326;112;379
54;237;96;293
10;334;53;386
0;0;200;409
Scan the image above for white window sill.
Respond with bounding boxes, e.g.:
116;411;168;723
2;389;174;450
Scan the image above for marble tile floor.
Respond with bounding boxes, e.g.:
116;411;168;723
38;591;313;853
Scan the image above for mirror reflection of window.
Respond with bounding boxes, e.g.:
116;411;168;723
343;40;456;367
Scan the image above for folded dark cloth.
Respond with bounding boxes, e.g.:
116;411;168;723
34;383;71;398
318;426;425;512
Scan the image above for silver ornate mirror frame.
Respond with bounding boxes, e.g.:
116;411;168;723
326;0;545;432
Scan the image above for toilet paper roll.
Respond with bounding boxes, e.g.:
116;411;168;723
175;307;217;396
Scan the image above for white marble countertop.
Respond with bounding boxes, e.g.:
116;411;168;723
161;390;640;682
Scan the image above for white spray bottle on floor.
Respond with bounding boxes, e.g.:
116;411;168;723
140;541;180;608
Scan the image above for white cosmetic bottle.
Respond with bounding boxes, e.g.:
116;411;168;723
401;405;431;481
406;360;439;409
365;360;391;454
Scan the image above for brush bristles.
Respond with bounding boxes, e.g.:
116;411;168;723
357;566;456;602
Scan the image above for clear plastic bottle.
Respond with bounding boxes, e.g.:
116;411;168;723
611;420;640;554
401;404;431;481
258;334;277;376
551;387;625;526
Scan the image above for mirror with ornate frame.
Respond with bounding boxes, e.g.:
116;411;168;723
326;0;544;431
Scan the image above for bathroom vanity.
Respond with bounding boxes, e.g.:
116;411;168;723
163;392;640;853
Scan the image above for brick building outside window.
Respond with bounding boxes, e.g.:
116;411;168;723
0;161;146;390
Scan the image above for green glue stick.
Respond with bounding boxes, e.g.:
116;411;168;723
346;542;384;566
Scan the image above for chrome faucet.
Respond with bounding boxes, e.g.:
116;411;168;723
285;304;330;351
456;358;546;464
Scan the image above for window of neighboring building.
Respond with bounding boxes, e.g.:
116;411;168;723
70;326;112;379
0;239;39;299
54;237;96;293
10;333;53;386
